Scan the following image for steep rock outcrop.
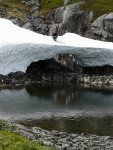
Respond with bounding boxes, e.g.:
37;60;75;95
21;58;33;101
21;2;94;36
48;2;94;36
30;16;51;35
91;13;113;41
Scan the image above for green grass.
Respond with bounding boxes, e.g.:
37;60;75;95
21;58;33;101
0;130;54;150
69;0;81;5
0;0;29;22
40;0;80;15
0;0;29;11
81;0;113;17
0;0;112;19
40;0;113;17
40;0;63;15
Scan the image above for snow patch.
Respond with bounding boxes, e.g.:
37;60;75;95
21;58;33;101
0;18;113;75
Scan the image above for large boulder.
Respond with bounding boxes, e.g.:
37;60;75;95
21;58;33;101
91;13;113;41
30;16;51;35
23;2;94;36
48;2;94;36
54;53;82;73
11;2;94;36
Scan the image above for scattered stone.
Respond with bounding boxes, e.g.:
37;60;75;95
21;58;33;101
2;122;113;150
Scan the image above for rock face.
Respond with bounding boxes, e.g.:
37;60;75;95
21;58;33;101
30;16;51;35
21;2;94;36
54;53;82;72
48;2;94;36
0;8;7;18
91;13;113;41
10;17;24;27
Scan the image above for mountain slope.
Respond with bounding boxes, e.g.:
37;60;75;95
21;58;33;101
40;0;113;17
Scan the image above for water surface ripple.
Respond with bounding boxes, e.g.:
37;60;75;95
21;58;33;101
1;84;113;135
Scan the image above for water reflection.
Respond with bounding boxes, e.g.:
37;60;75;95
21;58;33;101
19;116;113;136
26;84;113;111
0;84;113;120
1;84;113;135
26;84;75;106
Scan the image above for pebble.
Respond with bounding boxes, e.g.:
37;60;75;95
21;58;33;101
8;123;113;150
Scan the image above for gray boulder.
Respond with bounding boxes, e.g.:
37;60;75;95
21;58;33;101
48;2;94;36
104;13;113;35
0;8;7;18
19;2;94;36
54;53;82;72
10;17;23;27
22;22;33;31
30;16;51;35
91;13;113;41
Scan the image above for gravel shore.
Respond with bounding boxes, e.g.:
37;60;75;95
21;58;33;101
6;122;113;150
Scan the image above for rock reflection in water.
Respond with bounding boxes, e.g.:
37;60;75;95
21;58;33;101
25;84;76;106
0;84;113;120
25;84;113;111
1;84;113;135
0;84;113;122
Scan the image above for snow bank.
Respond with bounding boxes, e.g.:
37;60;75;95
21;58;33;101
0;18;113;75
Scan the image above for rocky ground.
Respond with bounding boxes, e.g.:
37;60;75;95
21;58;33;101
1;121;113;150
1;70;113;92
77;74;113;91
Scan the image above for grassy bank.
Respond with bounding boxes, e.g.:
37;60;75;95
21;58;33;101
0;0;29;22
81;0;113;17
0;120;54;150
40;0;113;17
40;0;80;15
0;130;54;150
0;0;112;18
0;0;28;11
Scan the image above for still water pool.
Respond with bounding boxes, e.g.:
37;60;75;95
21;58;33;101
1;84;113;135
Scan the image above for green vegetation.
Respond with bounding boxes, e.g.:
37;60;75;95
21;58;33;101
81;0;113;17
0;130;54;150
0;0;28;11
0;0;112;18
40;0;80;15
0;121;54;150
0;0;29;22
40;0;113;17
40;0;63;15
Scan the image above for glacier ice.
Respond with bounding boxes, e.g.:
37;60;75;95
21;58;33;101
0;18;113;75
